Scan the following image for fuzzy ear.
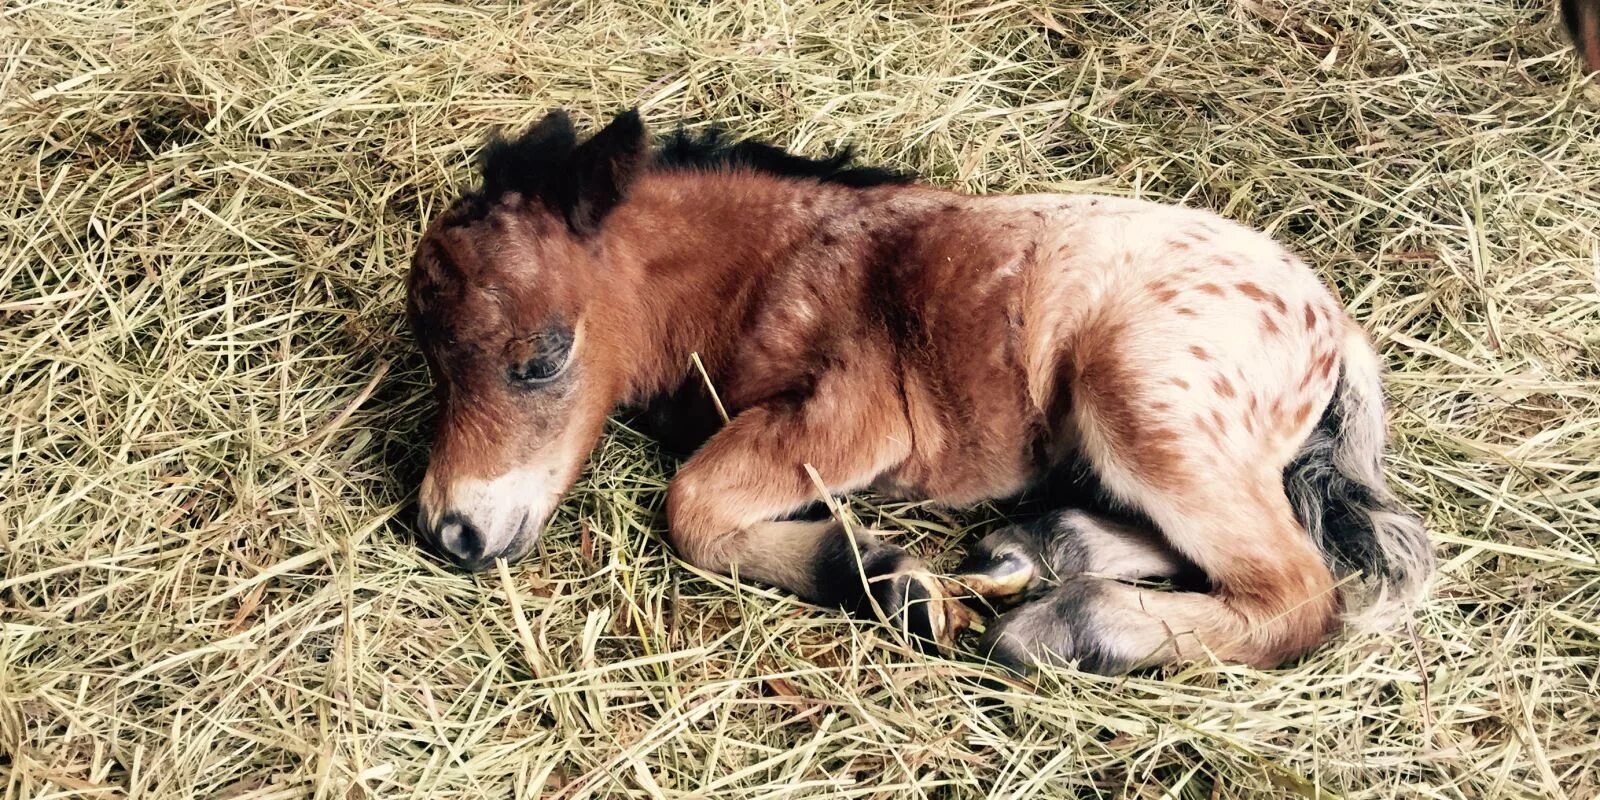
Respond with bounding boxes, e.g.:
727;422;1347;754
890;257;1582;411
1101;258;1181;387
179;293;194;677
556;109;648;235
479;110;578;200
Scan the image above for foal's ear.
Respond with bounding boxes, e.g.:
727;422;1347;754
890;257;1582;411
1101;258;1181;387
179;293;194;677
559;109;648;236
480;110;580;200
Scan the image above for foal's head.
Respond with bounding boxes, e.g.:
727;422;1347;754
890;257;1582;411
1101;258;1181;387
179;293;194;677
407;110;648;569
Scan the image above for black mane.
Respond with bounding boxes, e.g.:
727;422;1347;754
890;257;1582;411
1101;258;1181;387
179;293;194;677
653;127;912;188
466;111;911;226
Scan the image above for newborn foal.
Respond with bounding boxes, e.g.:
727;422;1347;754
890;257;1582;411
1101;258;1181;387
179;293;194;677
406;110;1432;673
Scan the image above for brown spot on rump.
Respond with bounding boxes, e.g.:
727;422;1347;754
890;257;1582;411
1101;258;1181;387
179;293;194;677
1297;367;1316;392
1168;377;1190;390
1291;401;1313;429
1215;256;1239;269
1259;310;1281;335
1211;375;1236;398
1189;345;1211;361
1234;282;1288;314
1320;351;1337;379
1303;304;1318;330
1210;408;1227;431
1307;350;1337;384
1176;306;1196;316
1155;289;1179;303
1197;283;1224;296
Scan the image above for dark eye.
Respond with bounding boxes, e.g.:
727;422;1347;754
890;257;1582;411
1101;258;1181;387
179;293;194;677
508;327;575;386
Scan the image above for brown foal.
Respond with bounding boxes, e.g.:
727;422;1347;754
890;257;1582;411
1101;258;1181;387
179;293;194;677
406;110;1433;674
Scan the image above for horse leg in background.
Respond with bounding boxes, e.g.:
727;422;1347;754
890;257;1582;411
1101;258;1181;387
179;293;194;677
1565;0;1600;73
664;361;976;650
952;509;1197;609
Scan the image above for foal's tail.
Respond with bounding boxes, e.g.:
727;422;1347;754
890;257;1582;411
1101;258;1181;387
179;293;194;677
1284;326;1434;631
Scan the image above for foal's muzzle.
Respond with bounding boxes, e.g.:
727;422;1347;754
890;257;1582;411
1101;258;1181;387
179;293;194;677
417;468;556;571
421;510;537;571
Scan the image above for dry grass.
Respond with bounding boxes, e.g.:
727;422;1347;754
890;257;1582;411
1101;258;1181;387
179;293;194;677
2;0;1598;797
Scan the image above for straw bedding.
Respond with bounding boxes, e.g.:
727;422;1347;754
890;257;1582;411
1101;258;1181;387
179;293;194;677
2;1;1597;797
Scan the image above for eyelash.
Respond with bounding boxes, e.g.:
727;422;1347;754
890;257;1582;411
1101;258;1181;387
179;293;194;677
508;329;574;385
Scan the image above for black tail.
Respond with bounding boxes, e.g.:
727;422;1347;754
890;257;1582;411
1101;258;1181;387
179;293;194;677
1283;328;1433;629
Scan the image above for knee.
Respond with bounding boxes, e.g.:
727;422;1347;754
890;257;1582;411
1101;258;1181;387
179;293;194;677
664;476;730;573
664;473;701;534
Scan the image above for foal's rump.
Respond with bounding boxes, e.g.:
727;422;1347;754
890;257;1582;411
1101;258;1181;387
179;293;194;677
994;196;1430;667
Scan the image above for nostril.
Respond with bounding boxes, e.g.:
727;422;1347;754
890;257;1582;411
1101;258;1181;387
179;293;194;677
438;521;463;550
435;512;486;566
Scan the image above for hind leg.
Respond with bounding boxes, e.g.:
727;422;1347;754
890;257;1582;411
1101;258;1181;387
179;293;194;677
951;510;1194;607
987;297;1346;672
977;576;1212;675
974;478;1338;673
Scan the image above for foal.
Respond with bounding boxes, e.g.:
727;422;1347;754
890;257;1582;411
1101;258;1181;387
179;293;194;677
407;110;1433;674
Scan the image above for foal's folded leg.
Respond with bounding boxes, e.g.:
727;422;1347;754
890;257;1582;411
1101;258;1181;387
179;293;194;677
971;477;1339;675
952;509;1194;607
975;576;1238;675
664;370;975;650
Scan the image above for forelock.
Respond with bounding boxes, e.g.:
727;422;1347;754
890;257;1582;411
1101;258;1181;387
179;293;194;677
479;110;578;202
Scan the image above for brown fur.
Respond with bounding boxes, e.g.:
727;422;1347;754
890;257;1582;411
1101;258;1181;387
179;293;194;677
1568;0;1600;72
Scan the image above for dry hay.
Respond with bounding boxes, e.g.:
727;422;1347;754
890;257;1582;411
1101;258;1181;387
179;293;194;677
2;1;1598;797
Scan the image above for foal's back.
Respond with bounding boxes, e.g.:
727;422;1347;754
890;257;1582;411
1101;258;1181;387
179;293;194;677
852;191;1346;507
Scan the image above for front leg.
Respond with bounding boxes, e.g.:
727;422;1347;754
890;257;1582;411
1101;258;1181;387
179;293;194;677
664;370;974;649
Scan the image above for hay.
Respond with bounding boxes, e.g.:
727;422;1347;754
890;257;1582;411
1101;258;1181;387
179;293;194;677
2;0;1597;796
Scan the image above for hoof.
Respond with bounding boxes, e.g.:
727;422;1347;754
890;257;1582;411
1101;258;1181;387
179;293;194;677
951;526;1045;607
865;566;979;652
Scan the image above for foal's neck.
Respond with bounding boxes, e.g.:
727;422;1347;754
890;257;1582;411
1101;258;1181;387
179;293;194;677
603;171;858;403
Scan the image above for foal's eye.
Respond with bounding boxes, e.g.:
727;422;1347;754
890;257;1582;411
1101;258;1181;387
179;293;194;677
508;328;575;386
